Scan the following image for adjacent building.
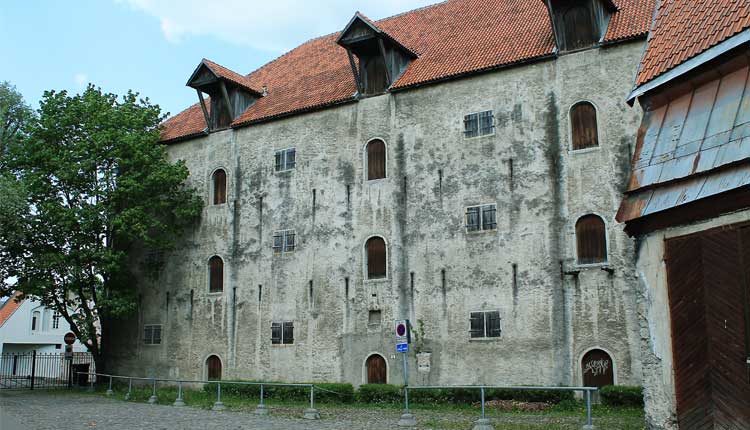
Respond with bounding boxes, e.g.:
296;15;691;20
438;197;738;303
108;0;655;391
616;1;750;428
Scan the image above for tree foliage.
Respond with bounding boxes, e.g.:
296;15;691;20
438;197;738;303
1;86;203;366
0;81;33;165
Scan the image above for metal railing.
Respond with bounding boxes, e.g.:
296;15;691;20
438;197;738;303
75;372;321;419
401;385;599;428
0;352;94;390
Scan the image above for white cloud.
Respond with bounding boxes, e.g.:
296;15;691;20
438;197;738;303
74;73;88;88
117;0;442;53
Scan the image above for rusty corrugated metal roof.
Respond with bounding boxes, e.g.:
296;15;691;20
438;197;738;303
617;62;750;223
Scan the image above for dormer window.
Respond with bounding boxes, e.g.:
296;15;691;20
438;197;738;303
336;13;417;96
544;0;616;52
186;59;262;131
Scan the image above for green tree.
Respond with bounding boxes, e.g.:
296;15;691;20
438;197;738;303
0;81;33;165
1;85;203;371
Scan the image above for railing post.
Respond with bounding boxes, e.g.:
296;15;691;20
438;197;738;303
148;378;158;404
397;386;416;427
471;387;492;430
106;375;114;396
173;381;185;407
125;378;132;400
254;384;268;415
87;372;95;392
30;350;36;390
583;389;595;430
212;382;226;411
303;384;320;420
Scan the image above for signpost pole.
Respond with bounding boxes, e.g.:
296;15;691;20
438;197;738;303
396;319;416;427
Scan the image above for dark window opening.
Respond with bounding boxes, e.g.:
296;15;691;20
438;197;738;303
466;204;497;232
272;230;296;253
576;215;607;264
275;148;296;172
469;311;501;339
367;140;387;180
143;324;162;345
209;256;224;292
570;102;599;150
366;237;387;279
271;321;294;345
464;111;494;138
212;169;227;205
206;355;222;380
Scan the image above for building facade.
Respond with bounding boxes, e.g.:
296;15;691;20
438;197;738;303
108;0;654;389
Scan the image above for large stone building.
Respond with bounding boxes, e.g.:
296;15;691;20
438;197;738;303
108;0;656;389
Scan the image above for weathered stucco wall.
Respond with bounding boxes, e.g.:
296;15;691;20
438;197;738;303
108;40;645;389
635;208;750;430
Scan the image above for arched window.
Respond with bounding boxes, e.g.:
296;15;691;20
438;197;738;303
563;6;596;51
209;256;224;292
366;140;386;180
206;355;222;380
212;169;227;205
576;215;607;264
582;349;614;388
366;354;387;384
570;102;599;150
365;237;387;279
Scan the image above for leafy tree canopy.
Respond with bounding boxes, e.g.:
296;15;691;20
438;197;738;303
1;85;203;367
0;81;33;167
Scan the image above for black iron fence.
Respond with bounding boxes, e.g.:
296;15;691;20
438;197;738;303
0;352;94;390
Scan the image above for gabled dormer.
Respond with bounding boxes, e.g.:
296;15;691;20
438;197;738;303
186;59;263;131
336;12;417;96
543;0;617;52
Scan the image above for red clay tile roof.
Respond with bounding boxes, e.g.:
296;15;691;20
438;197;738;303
161;0;655;143
199;59;263;96
0;292;24;328
635;0;750;87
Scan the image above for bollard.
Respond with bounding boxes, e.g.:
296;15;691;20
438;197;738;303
471;387;493;430
105;376;114;396
397;386;416;427
303;385;320;420
125;379;132;400
148;379;158;404
254;384;268;415
582;389;595;430
212;383;226;411
173;381;185;407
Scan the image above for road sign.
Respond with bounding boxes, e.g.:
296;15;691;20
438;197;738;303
395;319;410;352
64;332;76;345
396;343;408;353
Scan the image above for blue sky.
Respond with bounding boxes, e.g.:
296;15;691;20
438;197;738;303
2;0;440;119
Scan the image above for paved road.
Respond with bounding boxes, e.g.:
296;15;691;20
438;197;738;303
0;391;381;430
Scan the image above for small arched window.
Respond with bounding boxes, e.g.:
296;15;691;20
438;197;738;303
570;102;599;150
212;169;227;205
366;140;387;180
31;311;41;331
206;355;222;380
563;6;596;51
209;256;224;292
366;237;387;279
576;215;607;264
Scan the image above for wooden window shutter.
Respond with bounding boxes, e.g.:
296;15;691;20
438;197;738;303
576;215;607;264
562;6;596;51
571;102;599;150
271;322;282;344
487;311;501;337
469;312;484;338
366;237;387;279
209;256;224;292
212;169;226;205
367;140;386;180
283;321;294;344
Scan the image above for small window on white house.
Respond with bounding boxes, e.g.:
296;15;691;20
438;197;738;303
52;312;60;329
31;311;40;331
143;324;162;345
470;311;501;338
274;148;296;172
464;111;494;138
271;321;294;344
272;230;296;253
465;204;497;232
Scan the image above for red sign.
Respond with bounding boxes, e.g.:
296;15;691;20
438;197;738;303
64;332;76;345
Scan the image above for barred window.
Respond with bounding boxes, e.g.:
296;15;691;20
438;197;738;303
469;311;501;339
465;204;497;232
272;230;296;253
464;110;494;138
275;148;296;172
271;321;294;345
144;324;162;345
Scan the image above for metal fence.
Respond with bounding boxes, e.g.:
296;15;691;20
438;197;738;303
0;352;94;390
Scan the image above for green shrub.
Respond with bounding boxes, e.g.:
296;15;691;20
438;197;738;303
355;384;403;404
599;385;643;407
203;381;354;403
407;387;573;405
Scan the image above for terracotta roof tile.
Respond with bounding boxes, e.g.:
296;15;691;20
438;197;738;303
200;59;263;96
635;0;750;87
162;0;655;142
0;292;24;328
